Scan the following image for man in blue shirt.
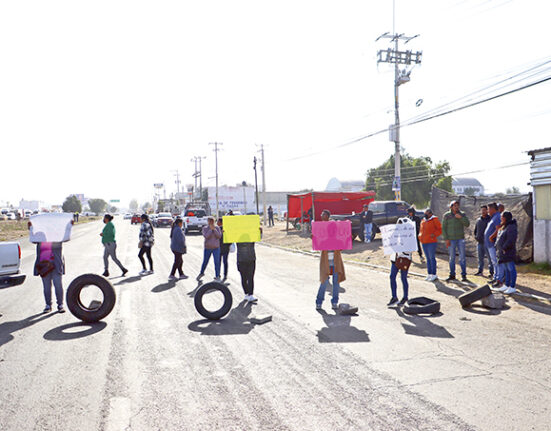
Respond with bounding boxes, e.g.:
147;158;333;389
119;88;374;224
484;202;503;286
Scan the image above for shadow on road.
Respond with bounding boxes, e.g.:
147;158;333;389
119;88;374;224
188;300;260;336
152;280;176;293
433;280;467;298
0;312;56;347
325;282;346;295
113;275;142;286
509;298;551;316
316;309;370;343
395;309;454;338
462;304;509;316
43;321;107;341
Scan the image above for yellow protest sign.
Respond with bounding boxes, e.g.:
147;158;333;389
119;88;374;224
222;215;261;243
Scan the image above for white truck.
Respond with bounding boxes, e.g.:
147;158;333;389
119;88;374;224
0;242;26;288
184;208;209;234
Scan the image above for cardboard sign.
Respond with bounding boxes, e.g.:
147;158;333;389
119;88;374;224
222;215;261;243
311;220;352;251
380;218;418;255
29;213;73;243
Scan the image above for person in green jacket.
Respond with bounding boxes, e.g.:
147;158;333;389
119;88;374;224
100;214;128;277
441;200;470;282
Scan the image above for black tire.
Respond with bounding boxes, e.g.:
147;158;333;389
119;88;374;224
194;281;233;320
66;274;116;322
403;296;441;315
458;285;492;308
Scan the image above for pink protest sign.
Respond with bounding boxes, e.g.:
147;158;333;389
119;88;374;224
312;220;352;251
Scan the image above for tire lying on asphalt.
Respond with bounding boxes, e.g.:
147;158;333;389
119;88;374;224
66;274;116;323
403;296;441;315
458;284;492;308
194;281;233;320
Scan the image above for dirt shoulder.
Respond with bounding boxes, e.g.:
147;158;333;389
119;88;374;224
0;216;100;242
262;221;551;300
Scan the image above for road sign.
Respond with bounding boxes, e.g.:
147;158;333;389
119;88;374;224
109;199;120;203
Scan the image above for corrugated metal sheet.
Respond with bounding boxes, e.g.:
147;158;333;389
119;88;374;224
530;149;551;186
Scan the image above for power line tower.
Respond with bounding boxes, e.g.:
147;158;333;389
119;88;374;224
209;142;223;217
191;156;206;200
376;31;422;201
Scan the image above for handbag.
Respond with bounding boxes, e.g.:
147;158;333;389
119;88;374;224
138;241;143;249
395;256;411;271
36;260;55;277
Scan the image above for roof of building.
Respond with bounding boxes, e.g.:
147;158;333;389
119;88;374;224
528;147;551;156
452;177;483;187
326;177;364;192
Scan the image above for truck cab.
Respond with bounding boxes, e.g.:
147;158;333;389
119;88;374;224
0;241;26;288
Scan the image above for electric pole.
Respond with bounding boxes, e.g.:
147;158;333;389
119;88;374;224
376;10;422;201
209;142;222;217
253;156;259;215
257;144;267;226
191;157;198;199
173;170;181;195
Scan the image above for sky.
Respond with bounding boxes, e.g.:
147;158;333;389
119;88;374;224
1;0;549;209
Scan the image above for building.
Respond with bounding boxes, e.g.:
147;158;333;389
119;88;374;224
325;178;365;192
452;177;485;196
528;147;551;265
19;199;43;211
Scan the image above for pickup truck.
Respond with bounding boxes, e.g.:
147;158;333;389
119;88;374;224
0;241;26;288
332;200;424;242
184;209;208;234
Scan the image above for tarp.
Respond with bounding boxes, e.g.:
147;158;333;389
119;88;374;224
287;191;375;221
430;186;533;262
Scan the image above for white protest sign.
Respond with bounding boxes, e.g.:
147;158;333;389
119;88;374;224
29;213;73;243
380;218;418;255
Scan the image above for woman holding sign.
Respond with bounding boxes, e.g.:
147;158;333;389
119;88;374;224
316;210;346;310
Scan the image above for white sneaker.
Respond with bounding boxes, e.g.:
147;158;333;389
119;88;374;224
214;276;222;282
425;275;431;281
503;286;516;295
148;270;154;275
168;275;177;281
496;285;509;292
139;269;148;276
247;295;258;303
430;275;438;282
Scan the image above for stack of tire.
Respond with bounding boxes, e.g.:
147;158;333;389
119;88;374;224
458;285;492;308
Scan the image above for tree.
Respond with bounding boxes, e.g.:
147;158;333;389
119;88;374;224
62;195;82;213
365;153;451;208
463;187;478;196
129;199;138;212
141;202;151;211
435;176;453;193
157;201;165;212
88;199;107;215
506;186;520;195
109;206;118;213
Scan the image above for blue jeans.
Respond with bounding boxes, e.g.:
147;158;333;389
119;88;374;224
363;223;373;242
477;242;494;274
502;261;517;287
200;248;221;277
448;239;466;277
42;272;63;307
422;242;437;275
487;246;503;281
390;262;409;299
316;266;339;306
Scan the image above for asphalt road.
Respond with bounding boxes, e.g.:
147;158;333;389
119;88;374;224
0;218;550;430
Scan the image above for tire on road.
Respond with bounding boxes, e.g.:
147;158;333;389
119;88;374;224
66;274;116;322
194;281;233;320
458;284;492;308
403;296;441;315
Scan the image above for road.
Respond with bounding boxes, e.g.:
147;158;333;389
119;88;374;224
0;218;550;430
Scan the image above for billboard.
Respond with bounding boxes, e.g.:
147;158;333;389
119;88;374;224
208;186;257;213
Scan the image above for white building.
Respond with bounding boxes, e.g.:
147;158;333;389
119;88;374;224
325;178;364;192
528;147;551;265
452;177;485;196
19;199;43;211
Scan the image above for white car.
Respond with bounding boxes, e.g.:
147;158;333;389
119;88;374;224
6;212;16;220
0;241;26;288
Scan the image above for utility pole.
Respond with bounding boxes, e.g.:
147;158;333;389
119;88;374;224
173;170;181;195
191;157;198;199
258;144;267;225
209;142;222;217
376;3;422;201
191;156;206;201
253;156;259;215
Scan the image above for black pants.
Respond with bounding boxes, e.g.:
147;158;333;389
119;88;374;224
170;251;183;276
138;246;153;270
220;251;229;278
416;237;423;258
237;261;255;295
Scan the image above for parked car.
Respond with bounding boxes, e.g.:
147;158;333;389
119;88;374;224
331;200;424;241
155;212;173;228
123;213;132;220
24;210;32;219
0;241;26;288
184;208;208;233
6;212;16;220
131;214;141;224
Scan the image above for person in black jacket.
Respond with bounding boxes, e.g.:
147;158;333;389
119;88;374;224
406;207;424;261
473;205;493;277
236;228;262;303
217;218;231;281
359;204;373;243
494;211;518;295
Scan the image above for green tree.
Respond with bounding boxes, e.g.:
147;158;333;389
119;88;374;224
157;201;165;212
129;199;138;212
109;206;118;213
88;198;107;215
435;176;453;193
62;195;82;213
142;202;151;211
365;153;451;208
463;187;477;196
506;186;520;194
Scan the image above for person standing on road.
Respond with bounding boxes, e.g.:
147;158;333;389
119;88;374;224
217;218;231;281
418;208;442;282
169;217;187;281
316;209;345;310
359;203;373;243
485;202;504;287
236;228;261;303
100;214;128;277
388;250;412;307
473;205;493;277
138;214;154;275
494;211;518;295
197;216;222;281
268;206;274;227
441;200;470;282
407;207;424;261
